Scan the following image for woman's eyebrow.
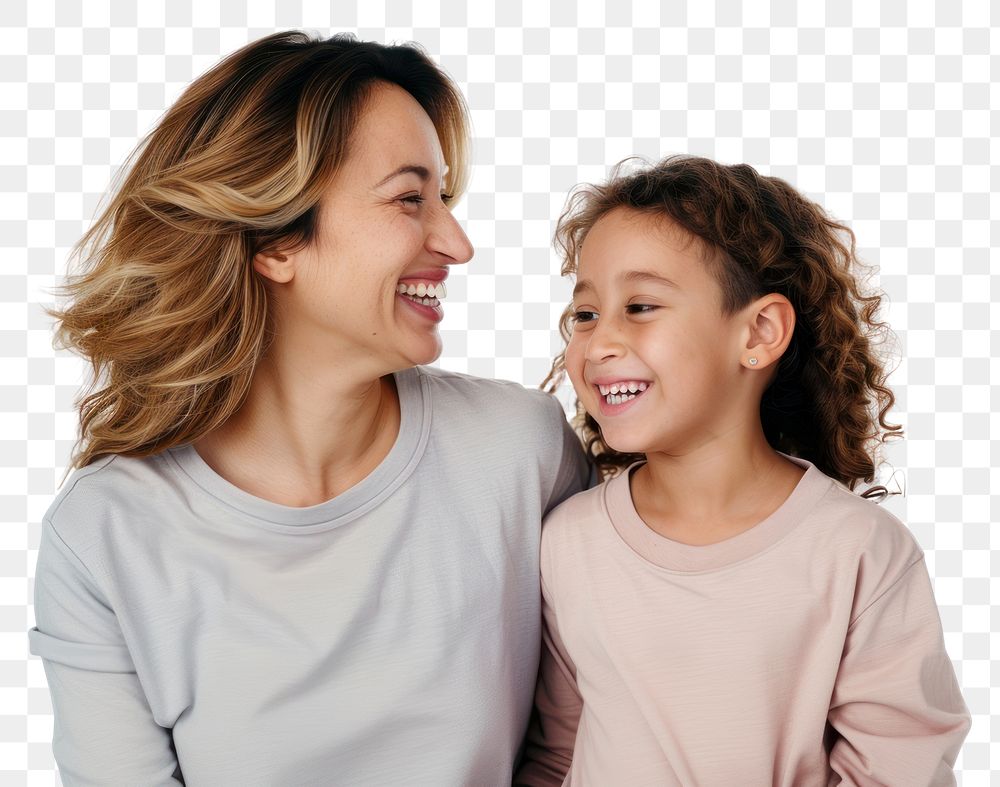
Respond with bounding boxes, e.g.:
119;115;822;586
374;164;431;188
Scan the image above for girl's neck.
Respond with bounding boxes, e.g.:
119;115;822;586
630;433;805;547
193;349;401;508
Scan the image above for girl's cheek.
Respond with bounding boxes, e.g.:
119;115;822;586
564;344;585;382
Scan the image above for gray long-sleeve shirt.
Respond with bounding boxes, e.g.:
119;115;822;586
29;366;590;785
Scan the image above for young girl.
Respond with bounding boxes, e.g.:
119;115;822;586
517;156;970;786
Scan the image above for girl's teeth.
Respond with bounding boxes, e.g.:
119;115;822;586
597;381;650;404
597;381;648;397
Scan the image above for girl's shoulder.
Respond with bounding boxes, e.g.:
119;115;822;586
541;472;618;547
809;481;928;614
816;481;923;561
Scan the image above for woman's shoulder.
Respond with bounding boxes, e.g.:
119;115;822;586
415;366;567;427
43;452;176;549
416;365;552;401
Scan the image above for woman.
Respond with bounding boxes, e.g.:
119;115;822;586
29;31;588;784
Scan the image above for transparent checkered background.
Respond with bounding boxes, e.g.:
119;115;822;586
1;0;995;783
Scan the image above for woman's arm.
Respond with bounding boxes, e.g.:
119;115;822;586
827;556;970;786
30;522;182;786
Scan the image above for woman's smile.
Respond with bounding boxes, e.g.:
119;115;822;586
396;280;446;322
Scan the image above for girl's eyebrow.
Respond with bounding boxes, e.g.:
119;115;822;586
623;269;679;289
573;270;679;299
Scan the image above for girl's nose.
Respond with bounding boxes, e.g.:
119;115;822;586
585;316;626;363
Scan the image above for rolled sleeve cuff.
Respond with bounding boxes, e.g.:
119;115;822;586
29;627;136;673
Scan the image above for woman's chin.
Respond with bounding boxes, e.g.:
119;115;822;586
399;334;443;369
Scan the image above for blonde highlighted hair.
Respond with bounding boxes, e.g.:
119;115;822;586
54;31;471;469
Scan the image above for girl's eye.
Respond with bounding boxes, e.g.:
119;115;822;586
626;304;658;315
572;310;598;324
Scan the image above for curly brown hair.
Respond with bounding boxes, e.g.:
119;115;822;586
543;156;901;498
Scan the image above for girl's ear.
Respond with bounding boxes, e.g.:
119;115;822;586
741;294;795;370
253;249;296;284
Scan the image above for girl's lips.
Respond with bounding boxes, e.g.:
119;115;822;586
594;382;651;416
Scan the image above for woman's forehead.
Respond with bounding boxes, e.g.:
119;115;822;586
344;83;446;181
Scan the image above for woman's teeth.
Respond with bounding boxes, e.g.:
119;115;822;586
397;281;446;306
598;381;648;405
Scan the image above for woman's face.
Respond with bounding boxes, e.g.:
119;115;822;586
266;82;473;374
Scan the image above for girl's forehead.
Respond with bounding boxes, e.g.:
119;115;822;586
581;209;701;267
575;209;725;300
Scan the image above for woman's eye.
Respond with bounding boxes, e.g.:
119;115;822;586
572;310;598;324
399;194;425;206
440;193;454;205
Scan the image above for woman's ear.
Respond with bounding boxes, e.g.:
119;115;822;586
741;294;795;371
252;249;296;284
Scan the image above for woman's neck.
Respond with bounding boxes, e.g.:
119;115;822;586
630;431;805;547
193;350;401;508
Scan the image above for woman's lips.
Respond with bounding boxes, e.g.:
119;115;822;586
397;290;444;322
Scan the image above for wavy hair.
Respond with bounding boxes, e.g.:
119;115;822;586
53;31;471;469
544;156;901;497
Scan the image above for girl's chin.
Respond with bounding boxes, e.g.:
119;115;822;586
605;441;650;456
597;425;655;456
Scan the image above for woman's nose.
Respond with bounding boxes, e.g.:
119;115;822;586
429;206;474;265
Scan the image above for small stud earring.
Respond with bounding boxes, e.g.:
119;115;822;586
748;357;759;366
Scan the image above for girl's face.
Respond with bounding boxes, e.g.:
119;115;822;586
565;208;753;457
269;82;473;373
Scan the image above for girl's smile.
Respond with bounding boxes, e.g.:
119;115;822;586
590;379;653;415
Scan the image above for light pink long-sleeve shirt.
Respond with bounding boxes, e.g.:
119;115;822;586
517;458;970;786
